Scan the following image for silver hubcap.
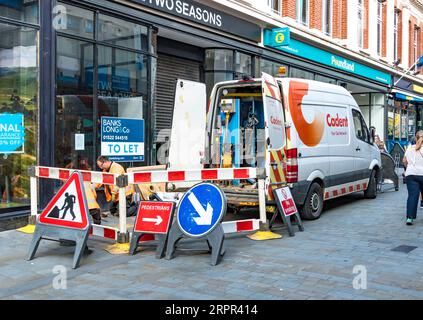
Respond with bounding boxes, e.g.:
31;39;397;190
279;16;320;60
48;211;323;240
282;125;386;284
310;193;320;212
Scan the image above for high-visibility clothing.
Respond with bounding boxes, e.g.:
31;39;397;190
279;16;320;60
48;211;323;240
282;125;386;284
84;182;100;210
107;162;134;202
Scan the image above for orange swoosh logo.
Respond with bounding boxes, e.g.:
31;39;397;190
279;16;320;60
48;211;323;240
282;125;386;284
289;81;325;147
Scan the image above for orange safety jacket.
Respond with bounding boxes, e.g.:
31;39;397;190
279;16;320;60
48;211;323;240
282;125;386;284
84;182;100;210
105;162;134;202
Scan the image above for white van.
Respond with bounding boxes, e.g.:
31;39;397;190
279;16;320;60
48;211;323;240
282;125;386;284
167;73;381;220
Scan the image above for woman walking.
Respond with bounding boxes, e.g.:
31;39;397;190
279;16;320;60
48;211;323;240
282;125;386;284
403;130;423;225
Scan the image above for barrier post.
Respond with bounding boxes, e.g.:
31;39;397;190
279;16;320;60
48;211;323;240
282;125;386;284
247;167;282;241
116;174;129;243
28;166;38;225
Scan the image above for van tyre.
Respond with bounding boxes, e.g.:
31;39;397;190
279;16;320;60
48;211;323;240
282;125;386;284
300;183;324;220
364;170;378;199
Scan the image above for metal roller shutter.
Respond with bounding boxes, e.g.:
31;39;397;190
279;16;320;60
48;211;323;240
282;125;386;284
155;54;201;141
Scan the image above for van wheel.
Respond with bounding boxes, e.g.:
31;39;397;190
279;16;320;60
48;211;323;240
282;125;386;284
364;170;378;199
300;183;324;220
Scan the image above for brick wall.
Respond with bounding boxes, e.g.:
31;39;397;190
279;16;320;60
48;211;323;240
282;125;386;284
363;0;369;49
333;0;347;39
382;2;387;57
398;8;403;64
282;0;296;19
310;0;323;30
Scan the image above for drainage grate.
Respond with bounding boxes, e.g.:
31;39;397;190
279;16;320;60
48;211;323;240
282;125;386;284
391;245;418;253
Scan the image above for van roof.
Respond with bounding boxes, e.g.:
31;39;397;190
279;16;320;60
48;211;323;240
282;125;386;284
217;77;356;103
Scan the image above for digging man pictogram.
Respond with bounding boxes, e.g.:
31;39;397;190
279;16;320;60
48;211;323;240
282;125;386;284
60;192;76;221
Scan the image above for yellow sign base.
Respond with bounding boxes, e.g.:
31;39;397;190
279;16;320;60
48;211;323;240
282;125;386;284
17;225;36;234
247;231;282;241
104;243;131;255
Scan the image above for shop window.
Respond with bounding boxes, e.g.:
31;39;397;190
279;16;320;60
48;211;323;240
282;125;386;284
55;3;94;39
205;49;233;71
0;22;38;208
371;93;385;138
260;59;288;77
290;67;314;80
315;74;336;84
98;14;148;51
234;52;252;78
56;36;94;170
0;0;39;24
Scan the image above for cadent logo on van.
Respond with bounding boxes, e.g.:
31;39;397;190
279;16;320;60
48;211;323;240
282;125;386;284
327;114;349;127
270;116;283;126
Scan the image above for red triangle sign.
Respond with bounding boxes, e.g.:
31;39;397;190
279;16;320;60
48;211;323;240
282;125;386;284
39;172;90;230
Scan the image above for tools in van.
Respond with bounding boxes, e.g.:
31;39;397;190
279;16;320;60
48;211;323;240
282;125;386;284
221;99;236;168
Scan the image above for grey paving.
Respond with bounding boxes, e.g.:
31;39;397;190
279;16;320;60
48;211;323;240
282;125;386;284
1;180;423;300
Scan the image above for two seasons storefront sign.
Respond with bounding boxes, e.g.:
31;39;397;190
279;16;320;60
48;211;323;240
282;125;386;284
131;0;261;42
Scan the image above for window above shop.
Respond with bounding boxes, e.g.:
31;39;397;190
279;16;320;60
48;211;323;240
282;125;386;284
296;0;309;26
0;0;39;25
98;14;148;51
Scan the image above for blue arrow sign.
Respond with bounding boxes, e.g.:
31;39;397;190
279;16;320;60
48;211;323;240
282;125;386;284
177;183;227;238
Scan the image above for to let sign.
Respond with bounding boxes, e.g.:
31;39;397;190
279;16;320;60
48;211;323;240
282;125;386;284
274;187;297;217
134;201;174;234
101;117;144;162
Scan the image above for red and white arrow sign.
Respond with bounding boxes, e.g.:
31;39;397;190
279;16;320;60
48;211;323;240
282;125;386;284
134;202;174;234
142;216;163;226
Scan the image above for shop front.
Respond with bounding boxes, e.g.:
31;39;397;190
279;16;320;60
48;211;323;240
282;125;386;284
0;0;39;214
387;77;423;152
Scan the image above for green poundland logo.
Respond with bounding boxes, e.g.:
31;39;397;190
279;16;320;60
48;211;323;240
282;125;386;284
331;56;355;72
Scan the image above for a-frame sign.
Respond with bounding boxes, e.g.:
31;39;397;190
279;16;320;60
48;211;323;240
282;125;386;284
27;172;91;269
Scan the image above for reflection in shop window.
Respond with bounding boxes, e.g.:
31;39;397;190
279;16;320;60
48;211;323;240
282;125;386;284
98;14;148;51
0;23;38;208
0;0;39;24
56;2;94;39
56;36;94;170
260;59;289;77
290;67;314;80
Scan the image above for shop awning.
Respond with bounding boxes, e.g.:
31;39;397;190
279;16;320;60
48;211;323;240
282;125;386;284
392;89;423;103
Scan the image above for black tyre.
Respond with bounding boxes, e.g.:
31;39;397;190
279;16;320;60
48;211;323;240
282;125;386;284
364;170;378;199
300;183;324;220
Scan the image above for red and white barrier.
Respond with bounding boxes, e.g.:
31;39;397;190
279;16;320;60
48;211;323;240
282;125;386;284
222;219;261;234
31;166;265;242
128;168;257;184
89;225;118;241
35;166;120;186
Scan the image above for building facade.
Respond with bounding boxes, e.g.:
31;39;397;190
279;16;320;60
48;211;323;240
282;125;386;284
237;0;423;151
0;0;422;214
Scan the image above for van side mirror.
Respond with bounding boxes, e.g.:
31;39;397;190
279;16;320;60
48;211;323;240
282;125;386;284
369;127;376;144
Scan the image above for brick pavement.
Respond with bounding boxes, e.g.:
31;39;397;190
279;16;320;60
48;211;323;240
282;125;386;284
0;182;423;300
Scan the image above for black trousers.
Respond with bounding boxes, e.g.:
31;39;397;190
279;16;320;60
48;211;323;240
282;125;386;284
406;175;423;219
110;196;138;217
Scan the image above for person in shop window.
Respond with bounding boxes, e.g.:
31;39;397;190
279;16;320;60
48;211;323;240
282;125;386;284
96;156;136;217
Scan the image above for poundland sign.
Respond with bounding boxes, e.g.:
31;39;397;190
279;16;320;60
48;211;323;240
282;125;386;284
131;0;261;42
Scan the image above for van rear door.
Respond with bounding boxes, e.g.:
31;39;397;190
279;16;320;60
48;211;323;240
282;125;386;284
168;79;207;175
262;73;286;193
262;73;286;151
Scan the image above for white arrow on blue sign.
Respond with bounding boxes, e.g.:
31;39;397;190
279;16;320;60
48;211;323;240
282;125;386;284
177;183;227;238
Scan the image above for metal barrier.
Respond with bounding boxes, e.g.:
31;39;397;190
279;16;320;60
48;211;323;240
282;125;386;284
30;166;266;243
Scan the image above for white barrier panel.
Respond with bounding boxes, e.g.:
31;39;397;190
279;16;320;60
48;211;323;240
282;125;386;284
128;168;257;184
36;166;120;185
